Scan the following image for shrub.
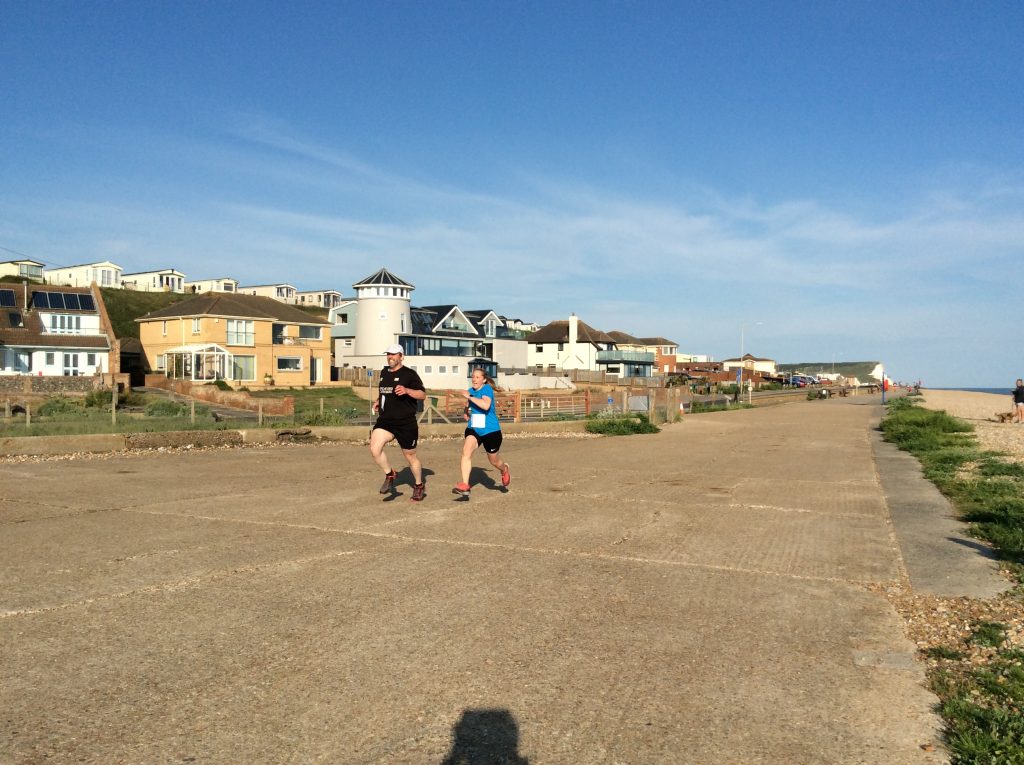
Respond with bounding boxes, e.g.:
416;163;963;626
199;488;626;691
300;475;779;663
37;396;84;417
585;413;659;436
144;400;186;417
84;388;114;409
208;380;233;392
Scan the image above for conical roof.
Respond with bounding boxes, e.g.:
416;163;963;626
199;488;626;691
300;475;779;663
352;268;414;289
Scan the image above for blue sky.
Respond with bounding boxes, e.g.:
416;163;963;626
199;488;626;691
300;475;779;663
2;1;1022;387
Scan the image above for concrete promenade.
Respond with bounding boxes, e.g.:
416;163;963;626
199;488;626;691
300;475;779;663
2;395;994;763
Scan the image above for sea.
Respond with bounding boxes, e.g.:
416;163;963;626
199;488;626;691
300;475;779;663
931;387;1012;395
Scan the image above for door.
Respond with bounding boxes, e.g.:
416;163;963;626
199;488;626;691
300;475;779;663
62;352;80;376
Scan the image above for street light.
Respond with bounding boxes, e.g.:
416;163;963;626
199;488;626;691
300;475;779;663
739;321;763;386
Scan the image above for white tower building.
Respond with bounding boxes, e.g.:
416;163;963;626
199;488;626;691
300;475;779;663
351;268;414;356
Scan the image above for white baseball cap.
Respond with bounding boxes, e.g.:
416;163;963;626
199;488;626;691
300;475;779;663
384;344;403;355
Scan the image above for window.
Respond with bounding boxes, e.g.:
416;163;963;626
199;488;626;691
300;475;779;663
192;318;201;333
232;355;255;380
87;353;97;366
20;263;43;278
424;365;433;374
226;319;254;346
439;365;447;374
162;321;167;336
336;313;348;325
8;312;22;327
298;325;320;340
343;339;352;347
535;344;543;352
156;354;166;370
277;357;301;371
45;352;55;365
452;365;459;375
558;343;564;351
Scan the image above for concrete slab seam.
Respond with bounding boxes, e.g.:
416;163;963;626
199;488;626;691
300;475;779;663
0;549;363;619
115;506;886;589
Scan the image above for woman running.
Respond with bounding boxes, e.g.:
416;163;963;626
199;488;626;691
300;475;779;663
452;368;511;499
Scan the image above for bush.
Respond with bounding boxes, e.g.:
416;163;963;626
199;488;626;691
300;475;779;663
208;380;233;392
585;413;659;436
84;388;114;409
37;396;84;417
144;400;186;417
296;408;360;426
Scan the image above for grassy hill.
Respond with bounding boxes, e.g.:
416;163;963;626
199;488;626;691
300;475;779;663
100;288;190;339
778;361;881;380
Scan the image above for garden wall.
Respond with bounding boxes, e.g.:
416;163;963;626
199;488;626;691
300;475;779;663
143;375;294;416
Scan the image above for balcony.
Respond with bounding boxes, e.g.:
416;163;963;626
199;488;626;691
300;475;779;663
597;350;655;364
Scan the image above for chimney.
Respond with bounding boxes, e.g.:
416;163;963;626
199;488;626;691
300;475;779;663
568;313;578;347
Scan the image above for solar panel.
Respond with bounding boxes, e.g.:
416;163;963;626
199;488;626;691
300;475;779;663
78;295;95;311
48;293;65;309
63;293;81;310
0;289;15;307
31;291;49;308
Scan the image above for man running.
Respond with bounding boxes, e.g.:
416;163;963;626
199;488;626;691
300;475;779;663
370;344;427;501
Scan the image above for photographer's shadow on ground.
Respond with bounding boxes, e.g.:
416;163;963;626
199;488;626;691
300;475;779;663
439;708;529;765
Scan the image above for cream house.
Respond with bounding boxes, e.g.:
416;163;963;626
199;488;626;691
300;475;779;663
0;259;45;281
721;353;778;376
238;283;299;305
137;293;331;386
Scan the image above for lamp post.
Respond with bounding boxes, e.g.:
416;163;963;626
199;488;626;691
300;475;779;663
739;321;762;388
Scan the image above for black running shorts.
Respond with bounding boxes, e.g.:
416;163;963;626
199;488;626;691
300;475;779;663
465;428;503;454
374;419;419;450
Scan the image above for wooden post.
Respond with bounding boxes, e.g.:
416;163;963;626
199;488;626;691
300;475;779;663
5;400;10;418
258;401;264;426
648;390;656;423
319;398;324;416
514;390;522;423
26;403;31;427
112;386;118;425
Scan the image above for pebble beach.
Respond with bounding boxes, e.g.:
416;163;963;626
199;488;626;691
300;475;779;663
917;388;1024;461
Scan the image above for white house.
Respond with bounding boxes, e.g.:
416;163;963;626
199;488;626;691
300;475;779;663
330;267;531;389
527;315;654;378
122;268;186;293
0;284;111;376
44;260;123;289
184;277;238;294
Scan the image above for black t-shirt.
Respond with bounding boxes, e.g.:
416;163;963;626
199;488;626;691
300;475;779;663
377;365;425;422
1013;386;1024;405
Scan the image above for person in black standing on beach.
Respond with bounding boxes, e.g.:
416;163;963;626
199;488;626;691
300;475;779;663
1013;378;1024;424
370;344;427;501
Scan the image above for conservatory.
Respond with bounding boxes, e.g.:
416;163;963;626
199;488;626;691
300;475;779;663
161;344;243;382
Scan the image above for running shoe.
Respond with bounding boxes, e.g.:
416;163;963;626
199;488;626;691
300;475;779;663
379;470;396;494
501;464;511;488
452;482;471;498
411;482;426;502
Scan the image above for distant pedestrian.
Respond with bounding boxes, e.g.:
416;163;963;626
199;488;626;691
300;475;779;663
370;344;427;501
452;368;510;499
1013;378;1024;424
